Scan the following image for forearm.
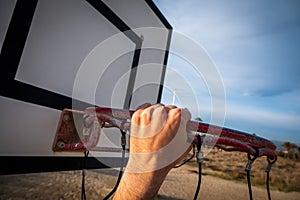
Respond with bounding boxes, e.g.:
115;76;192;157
112;104;192;199
113;167;170;200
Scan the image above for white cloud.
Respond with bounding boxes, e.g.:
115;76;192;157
226;102;300;132
155;0;300;142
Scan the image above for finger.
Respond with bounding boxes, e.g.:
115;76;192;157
136;102;151;110
140;104;164;126
132;103;151;126
167;107;181;122
164;105;177;113
164;108;181;137
151;105;167;134
180;108;192;122
166;105;177;109
132;109;143;126
164;108;191;139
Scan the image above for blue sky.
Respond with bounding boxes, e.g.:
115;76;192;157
154;0;300;143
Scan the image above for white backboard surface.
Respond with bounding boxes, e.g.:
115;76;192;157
0;0;172;169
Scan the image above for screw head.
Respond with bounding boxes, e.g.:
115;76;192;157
63;114;71;122
57;141;65;149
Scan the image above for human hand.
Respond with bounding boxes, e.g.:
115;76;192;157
126;103;194;173
113;103;193;200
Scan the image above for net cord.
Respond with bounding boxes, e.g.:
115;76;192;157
245;150;259;200
81;150;89;200
174;145;196;168
81;107;278;199
102;130;126;200
193;134;203;200
265;155;277;200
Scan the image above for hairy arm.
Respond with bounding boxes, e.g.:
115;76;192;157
113;167;170;200
113;104;192;200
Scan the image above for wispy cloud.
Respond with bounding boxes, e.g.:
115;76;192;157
155;0;300;142
224;101;300;141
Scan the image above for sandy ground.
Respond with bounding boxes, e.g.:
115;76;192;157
0;165;299;200
159;167;300;200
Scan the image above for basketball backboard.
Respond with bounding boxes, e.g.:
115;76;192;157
0;0;172;174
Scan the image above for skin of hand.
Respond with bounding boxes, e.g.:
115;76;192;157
113;103;193;200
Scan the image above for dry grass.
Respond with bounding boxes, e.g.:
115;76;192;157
0;151;299;199
186;148;300;192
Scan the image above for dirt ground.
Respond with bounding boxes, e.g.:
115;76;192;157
160;166;300;200
0;165;299;200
